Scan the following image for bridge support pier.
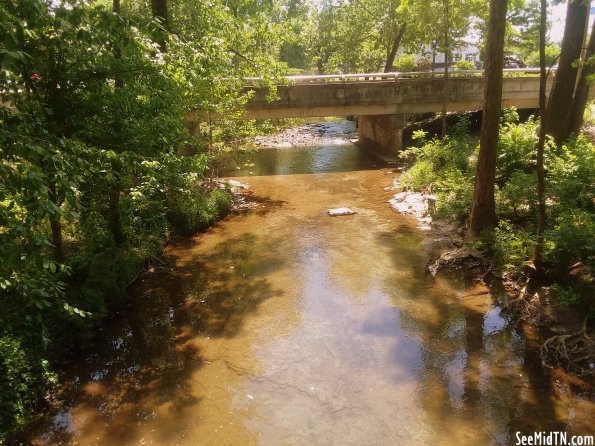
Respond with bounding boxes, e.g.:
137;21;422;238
357;114;406;161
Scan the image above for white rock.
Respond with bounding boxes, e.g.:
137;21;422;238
388;192;436;229
226;179;250;190
328;207;356;216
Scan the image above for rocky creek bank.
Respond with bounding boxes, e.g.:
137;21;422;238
253;120;357;148
386;177;594;385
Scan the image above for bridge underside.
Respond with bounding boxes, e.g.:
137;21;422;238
242;99;540;120
242;77;548;120
238;77;555;161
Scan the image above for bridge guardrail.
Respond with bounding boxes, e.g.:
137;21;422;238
243;68;546;86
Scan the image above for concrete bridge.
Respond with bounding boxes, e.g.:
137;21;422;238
241;69;556;159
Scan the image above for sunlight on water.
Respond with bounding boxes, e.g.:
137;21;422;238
34;127;594;445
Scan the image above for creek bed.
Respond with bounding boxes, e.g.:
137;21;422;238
32;127;594;445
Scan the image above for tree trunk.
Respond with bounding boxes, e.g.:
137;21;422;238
110;0;124;246
441;0;450;137
49;216;65;264
113;0;123;89
48;182;65;263
468;0;508;236
533;0;548;274
317;57;324;75
108;187;124;245
151;0;169;51
384;23;407;72
568;18;595;136
544;0;588;145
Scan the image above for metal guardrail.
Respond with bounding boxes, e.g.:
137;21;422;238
244;68;546;85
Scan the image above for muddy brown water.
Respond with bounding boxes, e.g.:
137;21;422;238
34;137;593;445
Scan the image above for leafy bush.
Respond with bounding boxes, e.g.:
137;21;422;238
496;171;537;218
166;187;232;234
583;101;595;126
0;0;277;439
206;188;233;222
394;54;417;72
547;135;595;213
496;114;540;183
544;209;595;270
399;108;594;307
416;57;433;71
489;220;535;276
399;116;476;220
525;44;561;68
0;335;54;440
454;60;475;70
550;284;582;308
435;169;474;220
399;160;435;191
543;136;595;270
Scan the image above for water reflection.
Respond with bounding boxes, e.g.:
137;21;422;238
221;144;378;176
33;133;594;445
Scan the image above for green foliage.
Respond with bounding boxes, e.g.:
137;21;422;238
277;0;310;69
434;168;474;220
547;136;595;214
544;209;595;270
543;136;595;270
496;171;537;218
405;0;486;67
489;220;535;276
454;60;475;70
583;101;595;125
550;284;582;308
504;0;542;61
399;160;435;190
525;44;561;68
496;113;540;182
399;116;476;220
306;0;419;73
400;110;594;278
0;334;55;440
0;0;259;439
394;54;417;72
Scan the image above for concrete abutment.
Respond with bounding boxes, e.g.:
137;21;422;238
357;114;406;162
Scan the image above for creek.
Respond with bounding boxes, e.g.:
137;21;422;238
34;121;593;445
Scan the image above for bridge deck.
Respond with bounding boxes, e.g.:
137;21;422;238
243;70;562;119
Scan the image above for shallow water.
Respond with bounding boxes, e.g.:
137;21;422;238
35;137;593;445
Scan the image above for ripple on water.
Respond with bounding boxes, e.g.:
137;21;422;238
33;133;595;446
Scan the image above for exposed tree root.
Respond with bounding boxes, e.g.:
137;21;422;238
427;247;595;379
501;281;543;325
427;247;489;277
540;318;594;377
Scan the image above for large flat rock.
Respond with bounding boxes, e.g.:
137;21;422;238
328;207;356;216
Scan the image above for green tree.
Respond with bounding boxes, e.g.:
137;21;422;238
525;43;560;67
304;0;414;74
544;0;589;145
278;0;310;70
406;0;485;134
468;0;509;236
533;0;548;272
1;0;285;439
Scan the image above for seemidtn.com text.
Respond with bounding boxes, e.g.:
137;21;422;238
515;432;594;446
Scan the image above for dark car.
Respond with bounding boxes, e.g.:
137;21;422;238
503;55;526;69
